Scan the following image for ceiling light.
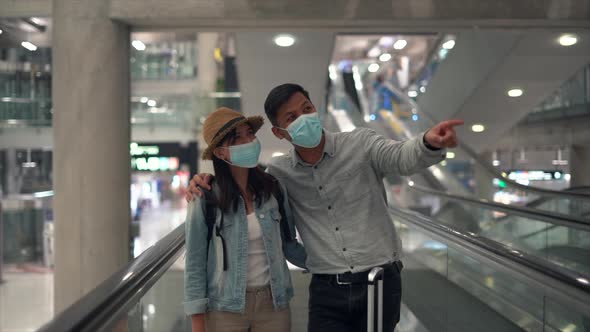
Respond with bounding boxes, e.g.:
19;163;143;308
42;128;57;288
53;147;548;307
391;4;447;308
558;34;578;47
274;34;295;47
446;151;455;159
272;152;285;157
492;160;500;166
379;53;392;62
0;29;3;35
471;124;485;133
140;97;148;103
393;39;407;50
368;47;381;58
364;115;371;123
132;40;146;51
21;41;37;51
507;88;523;97
147;100;156;107
419;86;426;93
368;63;380;73
442;40;456;50
408;90;418;98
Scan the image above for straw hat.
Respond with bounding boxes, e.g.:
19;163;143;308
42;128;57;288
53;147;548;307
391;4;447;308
201;107;264;160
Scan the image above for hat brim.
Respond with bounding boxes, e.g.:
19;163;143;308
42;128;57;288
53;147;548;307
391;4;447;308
202;115;264;160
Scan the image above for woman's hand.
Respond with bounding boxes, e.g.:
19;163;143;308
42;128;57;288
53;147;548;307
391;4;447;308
185;173;214;201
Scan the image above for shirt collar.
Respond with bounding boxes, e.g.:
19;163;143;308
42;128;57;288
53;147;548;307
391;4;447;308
290;130;336;167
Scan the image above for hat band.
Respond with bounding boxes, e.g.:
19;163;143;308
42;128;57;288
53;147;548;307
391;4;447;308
212;116;247;142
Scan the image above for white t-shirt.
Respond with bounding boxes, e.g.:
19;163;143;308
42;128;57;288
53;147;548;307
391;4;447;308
246;213;270;287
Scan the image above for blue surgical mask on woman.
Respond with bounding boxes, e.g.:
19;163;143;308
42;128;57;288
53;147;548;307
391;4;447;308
220;138;261;168
278;113;323;148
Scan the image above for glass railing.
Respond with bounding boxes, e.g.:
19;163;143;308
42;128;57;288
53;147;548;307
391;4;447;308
392;207;590;332
406;184;590;276
0;47;53;127
130;41;197;81
533;64;590;114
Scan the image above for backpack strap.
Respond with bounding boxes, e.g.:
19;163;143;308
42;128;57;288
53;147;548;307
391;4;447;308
199;185;228;271
271;179;296;242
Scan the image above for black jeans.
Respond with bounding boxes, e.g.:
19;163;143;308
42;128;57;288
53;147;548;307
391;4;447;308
308;262;402;332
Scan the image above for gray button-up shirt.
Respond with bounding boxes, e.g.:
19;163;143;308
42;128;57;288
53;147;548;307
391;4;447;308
267;128;445;274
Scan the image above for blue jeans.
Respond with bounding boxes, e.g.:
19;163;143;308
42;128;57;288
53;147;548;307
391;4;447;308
308;262;402;332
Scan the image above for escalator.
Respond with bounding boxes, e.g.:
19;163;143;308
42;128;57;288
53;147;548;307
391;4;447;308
36;198;590;332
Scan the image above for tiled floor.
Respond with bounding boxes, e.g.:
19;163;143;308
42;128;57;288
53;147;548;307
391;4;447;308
0;272;53;332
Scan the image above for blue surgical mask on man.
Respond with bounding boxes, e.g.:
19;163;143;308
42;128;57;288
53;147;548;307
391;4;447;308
278;113;323;148
221;138;261;168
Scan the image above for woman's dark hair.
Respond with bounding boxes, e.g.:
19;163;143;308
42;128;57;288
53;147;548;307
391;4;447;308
212;128;278;213
264;83;310;126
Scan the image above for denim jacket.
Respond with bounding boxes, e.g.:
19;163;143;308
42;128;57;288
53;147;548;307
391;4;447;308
184;183;307;315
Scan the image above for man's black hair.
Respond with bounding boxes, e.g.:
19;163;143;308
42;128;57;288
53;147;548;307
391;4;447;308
264;83;310;126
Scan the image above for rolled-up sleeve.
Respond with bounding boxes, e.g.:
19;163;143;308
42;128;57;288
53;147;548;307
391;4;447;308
184;199;209;315
356;128;445;176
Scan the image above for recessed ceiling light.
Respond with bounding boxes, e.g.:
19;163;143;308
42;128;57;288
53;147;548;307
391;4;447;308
132;40;146;51
147;100;156;107
408;90;418;98
140;97;148;103
274;34;295;47
0;29;3;35
442;40;456;50
471;124;485;133
558;34;578;47
21;41;37;51
393;39;407;50
507;88;523;97
379;53;392;62
446;151;455;159
368;63;380;73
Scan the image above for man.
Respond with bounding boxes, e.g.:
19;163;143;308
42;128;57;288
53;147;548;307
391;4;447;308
186;83;463;332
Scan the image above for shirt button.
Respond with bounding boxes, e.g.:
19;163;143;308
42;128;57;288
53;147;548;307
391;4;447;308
328;206;332;210
319;186;323;190
350;266;354;270
335;227;339;231
314;166;318;169
342;248;347;252
259;214;265;219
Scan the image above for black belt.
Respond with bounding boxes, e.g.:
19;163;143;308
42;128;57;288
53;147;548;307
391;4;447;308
314;261;401;285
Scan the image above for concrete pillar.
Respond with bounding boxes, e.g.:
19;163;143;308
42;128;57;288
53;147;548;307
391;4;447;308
570;145;590;187
52;0;130;313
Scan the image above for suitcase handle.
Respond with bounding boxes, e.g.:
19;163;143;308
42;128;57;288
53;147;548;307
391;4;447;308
367;267;384;332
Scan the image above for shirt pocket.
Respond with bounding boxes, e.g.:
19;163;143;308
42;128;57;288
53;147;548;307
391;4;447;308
334;161;372;204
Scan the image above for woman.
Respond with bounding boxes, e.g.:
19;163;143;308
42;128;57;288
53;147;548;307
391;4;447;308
184;107;306;332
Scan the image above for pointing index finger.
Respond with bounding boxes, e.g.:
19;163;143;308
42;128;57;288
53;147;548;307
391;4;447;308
439;119;464;129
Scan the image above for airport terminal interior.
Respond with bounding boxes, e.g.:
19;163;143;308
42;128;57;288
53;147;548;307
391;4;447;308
0;1;590;331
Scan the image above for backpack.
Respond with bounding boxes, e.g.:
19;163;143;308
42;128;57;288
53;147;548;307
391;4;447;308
199;180;295;271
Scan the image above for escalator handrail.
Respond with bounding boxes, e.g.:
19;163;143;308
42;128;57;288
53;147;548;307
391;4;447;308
407;182;590;232
389;207;590;311
379;83;590;202
37;223;186;332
